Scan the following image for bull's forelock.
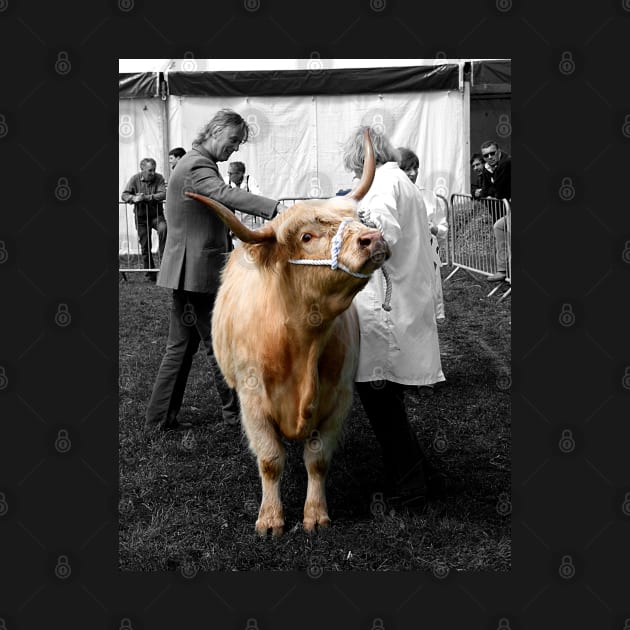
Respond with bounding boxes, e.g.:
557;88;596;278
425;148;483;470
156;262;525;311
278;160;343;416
231;201;361;274
273;201;359;245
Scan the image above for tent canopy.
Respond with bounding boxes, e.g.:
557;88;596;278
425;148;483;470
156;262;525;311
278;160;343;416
166;65;460;97
118;61;507;207
471;59;511;95
119;72;159;99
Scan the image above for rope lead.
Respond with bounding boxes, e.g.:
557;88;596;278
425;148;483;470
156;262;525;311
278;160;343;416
358;209;392;312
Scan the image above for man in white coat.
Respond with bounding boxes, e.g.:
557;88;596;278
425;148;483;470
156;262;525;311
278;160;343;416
342;126;446;510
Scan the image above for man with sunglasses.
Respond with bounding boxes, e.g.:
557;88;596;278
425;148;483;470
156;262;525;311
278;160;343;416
479;141;511;282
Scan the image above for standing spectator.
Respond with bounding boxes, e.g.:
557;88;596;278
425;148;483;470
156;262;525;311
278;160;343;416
165;148;187;219
397;146;419;184
479;141;511;282
225;160;261;194
397;146;448;241
168;147;186;172
121;157;167;282
397;145;445;323
343;126;447;510
225;161;264;235
145;109;285;432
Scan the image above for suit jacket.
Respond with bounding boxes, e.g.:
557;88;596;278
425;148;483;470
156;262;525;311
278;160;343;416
157;144;278;293
480;152;511;200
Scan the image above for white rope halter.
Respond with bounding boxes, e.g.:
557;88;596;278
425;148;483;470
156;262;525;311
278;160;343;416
288;217;370;279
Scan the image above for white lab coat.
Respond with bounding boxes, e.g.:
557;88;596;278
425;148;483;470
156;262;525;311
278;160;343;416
354;162;445;386
418;186;446;321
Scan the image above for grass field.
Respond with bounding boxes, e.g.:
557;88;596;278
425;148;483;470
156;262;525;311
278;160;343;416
118;266;511;573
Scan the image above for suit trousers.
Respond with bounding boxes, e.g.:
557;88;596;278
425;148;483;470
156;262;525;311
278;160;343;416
145;289;240;429
355;381;428;497
135;213;167;270
493;215;510;274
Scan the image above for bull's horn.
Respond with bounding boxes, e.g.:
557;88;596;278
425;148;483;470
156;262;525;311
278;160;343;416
346;128;375;201
184;192;276;243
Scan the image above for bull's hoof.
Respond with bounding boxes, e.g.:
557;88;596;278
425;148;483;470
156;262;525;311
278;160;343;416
303;514;331;533
255;516;285;537
255;525;284;537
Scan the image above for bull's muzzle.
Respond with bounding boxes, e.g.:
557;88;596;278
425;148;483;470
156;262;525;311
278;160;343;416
358;230;391;265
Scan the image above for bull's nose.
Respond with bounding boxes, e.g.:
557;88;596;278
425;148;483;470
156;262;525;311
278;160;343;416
358;230;390;261
358;229;383;249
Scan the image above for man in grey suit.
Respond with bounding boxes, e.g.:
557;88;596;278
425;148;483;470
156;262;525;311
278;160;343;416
145;109;284;432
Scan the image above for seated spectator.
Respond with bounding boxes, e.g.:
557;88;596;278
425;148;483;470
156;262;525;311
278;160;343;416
121;158;167;282
470;152;484;198
478;141;511;282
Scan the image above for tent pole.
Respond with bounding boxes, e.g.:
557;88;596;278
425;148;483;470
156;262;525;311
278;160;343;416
463;64;471;196
160;72;170;180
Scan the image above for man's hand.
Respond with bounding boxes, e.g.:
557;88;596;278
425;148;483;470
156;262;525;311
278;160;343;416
131;194;144;203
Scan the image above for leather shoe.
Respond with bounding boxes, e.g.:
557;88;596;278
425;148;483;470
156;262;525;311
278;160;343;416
487;272;506;282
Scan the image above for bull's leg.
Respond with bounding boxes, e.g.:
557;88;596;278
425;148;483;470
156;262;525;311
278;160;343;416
302;419;342;532
241;409;286;537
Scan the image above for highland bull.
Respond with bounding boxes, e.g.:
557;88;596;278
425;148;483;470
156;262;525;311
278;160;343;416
185;130;389;535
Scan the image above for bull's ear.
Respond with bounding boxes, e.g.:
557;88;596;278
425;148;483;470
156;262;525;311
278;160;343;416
345;128;375;201
185;192;276;243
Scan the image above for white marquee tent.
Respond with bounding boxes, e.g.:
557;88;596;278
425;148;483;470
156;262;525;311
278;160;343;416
118;59;495;255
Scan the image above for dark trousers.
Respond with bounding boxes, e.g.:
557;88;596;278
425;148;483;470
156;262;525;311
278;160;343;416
135;213;166;270
145;289;239;429
355;381;428;497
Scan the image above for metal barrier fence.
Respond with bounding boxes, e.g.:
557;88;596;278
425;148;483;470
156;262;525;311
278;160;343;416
119;202;165;276
279;196;450;266
433;193;449;266
118;198;326;277
278;197;332;207
119;194;457;279
444;194;511;300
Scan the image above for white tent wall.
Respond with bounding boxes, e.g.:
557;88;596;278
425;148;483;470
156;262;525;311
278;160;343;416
165;89;466;202
119;97;166;255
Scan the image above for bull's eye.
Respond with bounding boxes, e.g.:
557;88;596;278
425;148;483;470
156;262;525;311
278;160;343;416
301;233;313;242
